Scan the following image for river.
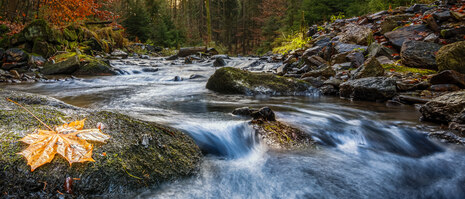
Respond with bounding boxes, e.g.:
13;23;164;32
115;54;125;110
2;57;465;199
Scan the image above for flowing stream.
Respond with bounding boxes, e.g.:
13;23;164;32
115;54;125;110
2;57;465;199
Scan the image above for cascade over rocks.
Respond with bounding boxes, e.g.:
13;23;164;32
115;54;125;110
232;106;314;150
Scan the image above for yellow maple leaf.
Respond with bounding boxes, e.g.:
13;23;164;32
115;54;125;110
18;119;110;172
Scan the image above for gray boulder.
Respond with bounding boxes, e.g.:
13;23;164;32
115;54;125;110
367;43;395;58
400;41;441;69
5;48;29;63
338;24;372;45
430;70;465;88
340;77;397;101
352;57;385;79
420;91;465;123
302;65;336;79
334;42;367;54
385;25;429;49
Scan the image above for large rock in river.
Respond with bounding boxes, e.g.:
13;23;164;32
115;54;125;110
420;91;465;124
41;55;80;75
206;67;313;95
0;89;202;198
74;55;118;76
340;77;397;101
436;41;465;74
41;53;118;76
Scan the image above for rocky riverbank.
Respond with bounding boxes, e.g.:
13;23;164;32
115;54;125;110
204;1;465;141
0;89;202;198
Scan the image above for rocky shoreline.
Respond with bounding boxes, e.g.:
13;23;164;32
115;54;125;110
204;1;465;142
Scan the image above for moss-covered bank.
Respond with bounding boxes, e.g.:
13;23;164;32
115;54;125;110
0;89;202;198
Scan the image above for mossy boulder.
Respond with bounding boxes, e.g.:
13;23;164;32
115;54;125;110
252;120;314;150
21;20;55;43
32;39;57;58
206;67;313;95
74;55;118;76
0;89;202;198
42;53;118;76
41;55;80;75
436;41;465;74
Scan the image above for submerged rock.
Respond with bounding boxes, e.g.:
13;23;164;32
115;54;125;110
233;106;314;150
213;57;226;67
252;118;314;150
0;89;202;198
232;107;257;116
206;67;313;95
340;77;397;101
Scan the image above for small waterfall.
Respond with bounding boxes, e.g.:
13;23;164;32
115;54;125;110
177;121;261;159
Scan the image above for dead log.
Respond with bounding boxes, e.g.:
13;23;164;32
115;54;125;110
177;46;207;57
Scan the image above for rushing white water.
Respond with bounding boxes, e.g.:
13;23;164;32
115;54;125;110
3;56;465;199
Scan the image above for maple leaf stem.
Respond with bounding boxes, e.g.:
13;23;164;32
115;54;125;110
6;98;54;131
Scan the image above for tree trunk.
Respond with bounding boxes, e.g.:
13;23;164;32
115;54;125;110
205;0;212;46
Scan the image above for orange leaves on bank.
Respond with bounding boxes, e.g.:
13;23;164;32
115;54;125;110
6;98;110;172
18;119;110;172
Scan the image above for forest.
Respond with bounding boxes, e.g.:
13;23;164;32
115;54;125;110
1;0;430;54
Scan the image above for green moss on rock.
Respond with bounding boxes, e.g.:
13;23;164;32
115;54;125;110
21;19;55;43
0;89;202;198
252;120;314;150
436;41;465;74
74;54;118;76
382;64;436;75
206;67;312;95
44;52;118;76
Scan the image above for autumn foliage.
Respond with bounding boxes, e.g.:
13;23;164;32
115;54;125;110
40;0;118;26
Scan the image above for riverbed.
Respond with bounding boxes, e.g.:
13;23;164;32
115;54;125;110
2;57;465;199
